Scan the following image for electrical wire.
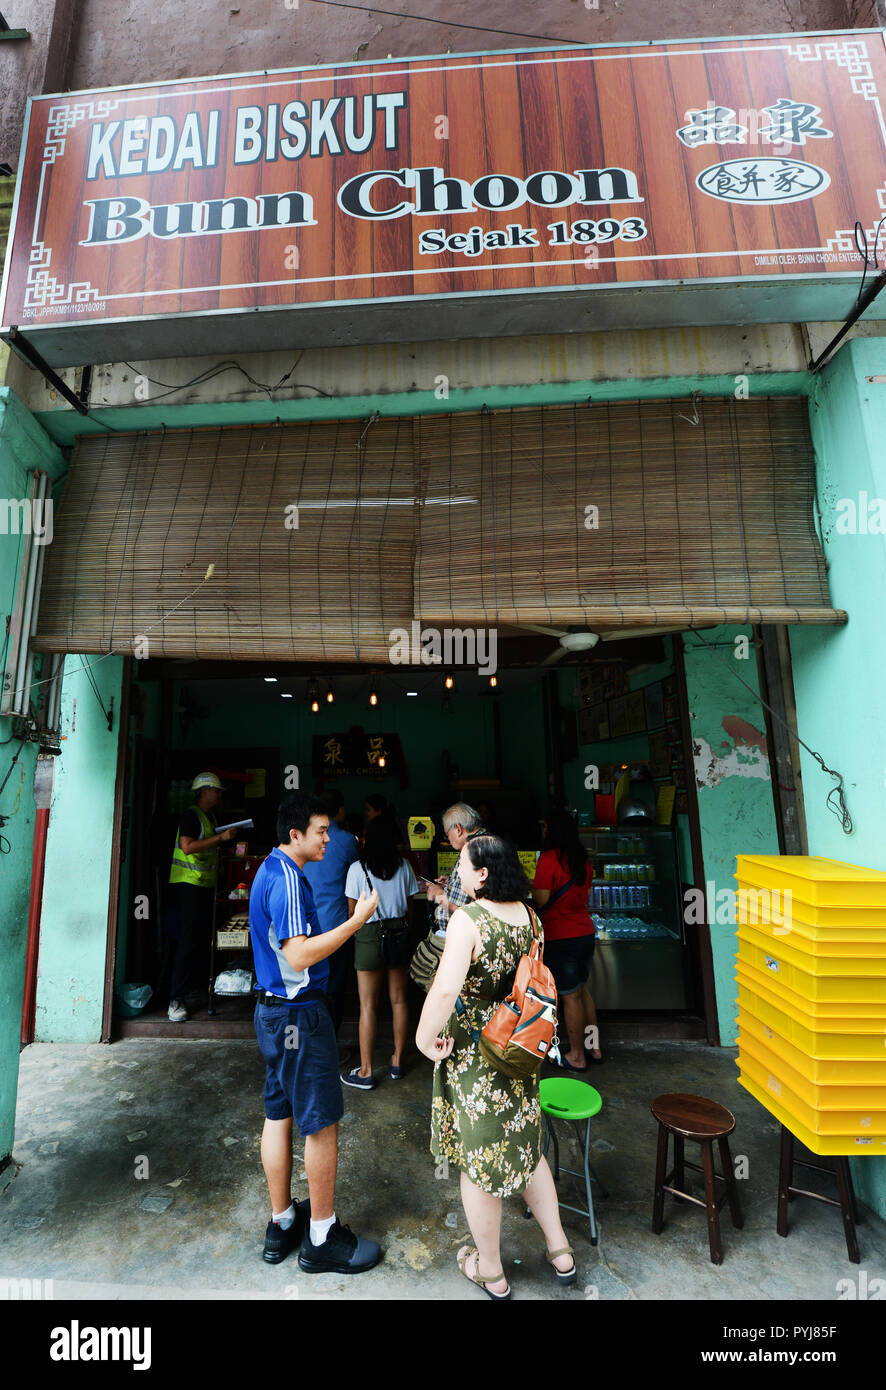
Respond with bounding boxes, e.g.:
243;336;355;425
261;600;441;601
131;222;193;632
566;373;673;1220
120;357;334;404
80;656;111;725
684;627;852;834
0;737;26;802
854;214;886;309
304;0;588;46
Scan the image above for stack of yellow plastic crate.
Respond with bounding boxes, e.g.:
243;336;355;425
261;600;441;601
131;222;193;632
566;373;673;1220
734;855;886;1156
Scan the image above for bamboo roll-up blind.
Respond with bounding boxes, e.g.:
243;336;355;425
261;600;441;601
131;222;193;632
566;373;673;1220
413;397;844;628
33;418;416;660
34;397;843;663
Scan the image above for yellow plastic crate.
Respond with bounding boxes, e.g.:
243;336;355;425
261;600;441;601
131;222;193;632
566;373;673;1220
736;913;886;961
735;855;886;907
738;920;886;976
734;878;886;945
736;966;886;1055
736;1008;886;1083
737;959;886;1019
737;1022;886;1108
737;1073;886;1156
737;928;886;1001
736;1047;886;1134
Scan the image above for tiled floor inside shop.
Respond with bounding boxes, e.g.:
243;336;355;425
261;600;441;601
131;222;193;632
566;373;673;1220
2;1037;884;1300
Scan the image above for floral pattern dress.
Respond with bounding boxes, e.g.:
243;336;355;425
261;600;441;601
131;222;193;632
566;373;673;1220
430;900;544;1197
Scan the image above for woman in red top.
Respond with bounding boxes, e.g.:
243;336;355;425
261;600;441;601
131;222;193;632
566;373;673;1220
533;811;602;1070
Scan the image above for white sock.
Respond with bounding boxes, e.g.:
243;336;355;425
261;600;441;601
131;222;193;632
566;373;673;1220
310;1212;336;1245
273;1203;295;1230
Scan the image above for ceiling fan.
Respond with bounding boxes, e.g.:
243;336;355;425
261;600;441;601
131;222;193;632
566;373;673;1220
516;625;601;666
517;622;688;663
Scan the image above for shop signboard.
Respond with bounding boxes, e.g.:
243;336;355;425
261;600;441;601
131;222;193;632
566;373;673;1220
313;728;403;781
2;30;886;365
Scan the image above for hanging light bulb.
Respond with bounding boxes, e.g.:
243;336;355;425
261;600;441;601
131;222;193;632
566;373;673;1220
489;674;498;688
326;683;335;705
306;677;320;714
444;671;455;691
378;754;387;769
368;677;379;707
311;698;320;713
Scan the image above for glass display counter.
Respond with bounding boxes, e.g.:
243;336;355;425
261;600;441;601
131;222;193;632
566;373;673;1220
579;825;689;1010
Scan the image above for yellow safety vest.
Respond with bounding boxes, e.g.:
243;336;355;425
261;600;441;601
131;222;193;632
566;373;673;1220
169;805;218;888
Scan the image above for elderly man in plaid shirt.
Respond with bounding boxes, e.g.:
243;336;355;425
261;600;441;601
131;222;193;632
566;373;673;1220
425;803;486;927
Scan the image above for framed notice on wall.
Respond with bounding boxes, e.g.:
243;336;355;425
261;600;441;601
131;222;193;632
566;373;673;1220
626;690;646;734
644;681;664;730
579;702;610;745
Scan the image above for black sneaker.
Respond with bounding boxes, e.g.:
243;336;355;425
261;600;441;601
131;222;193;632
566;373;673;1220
262;1198;310;1264
298;1219;382;1274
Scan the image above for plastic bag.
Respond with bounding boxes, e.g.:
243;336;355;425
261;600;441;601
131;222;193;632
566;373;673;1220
115;982;153;1017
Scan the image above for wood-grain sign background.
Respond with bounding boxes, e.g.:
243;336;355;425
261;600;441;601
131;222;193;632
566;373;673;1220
2;31;886;364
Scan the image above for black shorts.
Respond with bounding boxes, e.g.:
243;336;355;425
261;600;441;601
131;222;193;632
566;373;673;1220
254;998;344;1135
544;934;596;996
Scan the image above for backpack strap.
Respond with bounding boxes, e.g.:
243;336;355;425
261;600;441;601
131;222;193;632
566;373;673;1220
525;900;543;958
537;877;577;915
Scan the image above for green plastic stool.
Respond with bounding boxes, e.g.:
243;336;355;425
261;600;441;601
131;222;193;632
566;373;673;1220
526;1075;609;1245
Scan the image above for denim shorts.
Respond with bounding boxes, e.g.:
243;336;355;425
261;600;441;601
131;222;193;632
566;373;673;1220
544;934;596;996
254;998;344;1135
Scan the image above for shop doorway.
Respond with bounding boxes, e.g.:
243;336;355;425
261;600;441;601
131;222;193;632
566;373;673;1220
111;633;714;1041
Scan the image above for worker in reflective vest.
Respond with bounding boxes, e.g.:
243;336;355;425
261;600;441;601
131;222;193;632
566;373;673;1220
167;771;235;1022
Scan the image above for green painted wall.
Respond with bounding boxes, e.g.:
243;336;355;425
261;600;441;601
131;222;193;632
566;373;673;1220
499;680;546;811
791;338;886;1219
0;390;65;1164
35;655;124;1043
682;625;781;1043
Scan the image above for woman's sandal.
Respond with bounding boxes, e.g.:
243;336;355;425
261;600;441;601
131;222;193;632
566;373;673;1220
457;1245;511;1300
546;1244;577;1286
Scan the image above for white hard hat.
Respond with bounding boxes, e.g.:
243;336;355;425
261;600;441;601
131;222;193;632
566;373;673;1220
191;772;223;792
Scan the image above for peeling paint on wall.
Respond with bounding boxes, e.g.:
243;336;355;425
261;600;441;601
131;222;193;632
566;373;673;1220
693;715;771;789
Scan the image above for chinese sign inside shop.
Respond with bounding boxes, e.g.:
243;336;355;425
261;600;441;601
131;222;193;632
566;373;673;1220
313;729;405;785
2;31;886;363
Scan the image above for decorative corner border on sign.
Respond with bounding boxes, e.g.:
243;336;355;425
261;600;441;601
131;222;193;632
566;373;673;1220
24;98;124;311
786;37;878;104
788;40;886;260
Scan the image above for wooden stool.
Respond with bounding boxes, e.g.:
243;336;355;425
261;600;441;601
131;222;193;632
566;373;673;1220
776;1125;860;1263
651;1092;743;1265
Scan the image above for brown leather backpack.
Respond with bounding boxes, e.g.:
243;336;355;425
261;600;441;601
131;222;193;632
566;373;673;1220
457;902;558;1080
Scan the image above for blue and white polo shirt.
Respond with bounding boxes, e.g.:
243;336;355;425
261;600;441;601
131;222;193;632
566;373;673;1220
249;847;329;1003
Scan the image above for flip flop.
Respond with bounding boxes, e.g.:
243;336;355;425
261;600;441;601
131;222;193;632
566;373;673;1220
456;1245;511;1300
555;1055;588;1073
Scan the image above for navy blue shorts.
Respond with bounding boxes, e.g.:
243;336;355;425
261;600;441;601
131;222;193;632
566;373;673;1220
254;998;344;1135
544;935;596;996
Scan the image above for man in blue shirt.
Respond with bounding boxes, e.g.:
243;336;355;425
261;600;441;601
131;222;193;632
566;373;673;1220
250;791;381;1273
302;789;360;1036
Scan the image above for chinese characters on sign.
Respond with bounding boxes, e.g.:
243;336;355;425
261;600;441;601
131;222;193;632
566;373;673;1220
313;729;404;781
676;99;833;147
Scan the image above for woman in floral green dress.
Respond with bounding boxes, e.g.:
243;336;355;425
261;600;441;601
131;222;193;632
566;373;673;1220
416;834;575;1299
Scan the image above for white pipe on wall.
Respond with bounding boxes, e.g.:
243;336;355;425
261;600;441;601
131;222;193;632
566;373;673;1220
11;472;47;715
